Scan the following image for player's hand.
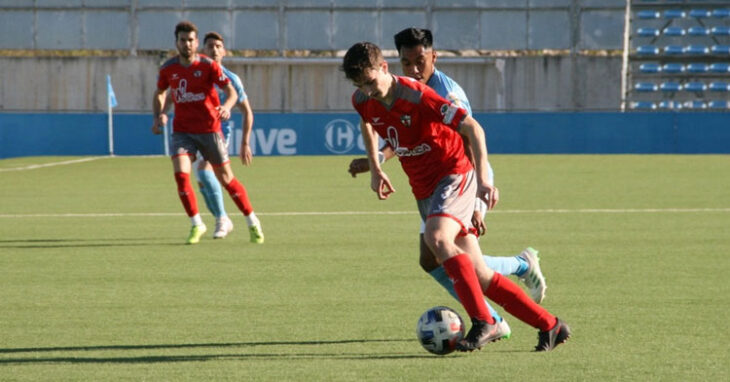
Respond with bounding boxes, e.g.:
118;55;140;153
371;171;395;200
471;209;486;236
216;106;231;121
240;144;253;166
151;114;168;135
348;158;370;177
477;183;499;210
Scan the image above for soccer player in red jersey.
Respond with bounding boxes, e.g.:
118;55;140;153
342;42;570;351
151;21;263;244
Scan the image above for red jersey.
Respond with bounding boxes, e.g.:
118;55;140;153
352;75;472;199
156;54;230;134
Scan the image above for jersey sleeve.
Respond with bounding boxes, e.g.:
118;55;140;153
420;86;467;130
210;61;230;89
156;69;168;91
231;73;247;102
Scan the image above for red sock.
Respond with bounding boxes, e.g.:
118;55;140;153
174;172;198;217
485;273;557;331
442;254;493;323
224;178;253;215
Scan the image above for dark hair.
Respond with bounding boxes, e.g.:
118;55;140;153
174;21;198;39
393;27;433;53
203;31;224;45
341;42;383;81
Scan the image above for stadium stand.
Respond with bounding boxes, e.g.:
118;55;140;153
624;0;730;111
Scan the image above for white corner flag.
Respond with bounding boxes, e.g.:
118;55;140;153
106;74;117;156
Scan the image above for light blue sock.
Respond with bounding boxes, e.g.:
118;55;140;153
483;255;527;276
195;168;226;218
429;266;503;322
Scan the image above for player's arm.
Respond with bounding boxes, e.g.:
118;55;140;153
347;145;395;177
359;118;395;199
458;115;498;210
216;82;237;121
151;88;169;135
238;97;254;166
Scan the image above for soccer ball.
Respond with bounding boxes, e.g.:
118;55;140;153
416;306;465;355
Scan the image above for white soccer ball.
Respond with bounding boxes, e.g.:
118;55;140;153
416;306;465;355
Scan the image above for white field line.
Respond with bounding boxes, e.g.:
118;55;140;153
0;208;728;218
0;157;108;172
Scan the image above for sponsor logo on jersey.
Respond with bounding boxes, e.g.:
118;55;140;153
442;103;459;124
173;79;206;103
371;117;384;126
194;70;202;77
386;126;431;157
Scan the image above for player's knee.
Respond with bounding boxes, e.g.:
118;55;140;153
422;230;449;256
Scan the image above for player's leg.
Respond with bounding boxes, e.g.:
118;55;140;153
419;232;511;339
198;131;263;243
459;233;570;351
214;163;264;244
473;172;546;302
423;216;504;351
171;151;206;244
196;159;233;239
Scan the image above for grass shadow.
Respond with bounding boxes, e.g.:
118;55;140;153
0;339;435;364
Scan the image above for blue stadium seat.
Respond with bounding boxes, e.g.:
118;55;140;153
684;81;707;92
688;27;710;36
685;45;709;55
662;63;685;73
660;81;682;92
683;100;707;109
711;26;730;36
708;100;729;109
664;45;684;55
712;9;730;18
638;27;660;37
638;10;661;19
689;9;712;18
687;63;708;73
664;10;686;19
709;63;730;73
711;45;730;55
709;82;729;92
658;100;682;110
664;27;685;36
631;101;657;110
635;82;659;92
637;45;660;55
639;63;662;73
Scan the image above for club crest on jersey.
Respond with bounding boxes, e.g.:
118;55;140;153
400;115;411;127
194;70;202;77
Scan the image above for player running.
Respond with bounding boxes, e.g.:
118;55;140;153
151;21;263;245
343;41;570;351
192;31;262;242
347;28;547;339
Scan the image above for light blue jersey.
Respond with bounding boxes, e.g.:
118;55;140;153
425;67;492;188
426;68;472;116
216;65;248;142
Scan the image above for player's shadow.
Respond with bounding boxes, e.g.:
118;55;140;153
0;339;433;364
0;238;190;249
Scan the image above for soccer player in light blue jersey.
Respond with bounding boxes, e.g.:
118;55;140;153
198;32;262;242
347;28;547;340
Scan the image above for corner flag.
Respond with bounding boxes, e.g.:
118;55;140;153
106;74;118;108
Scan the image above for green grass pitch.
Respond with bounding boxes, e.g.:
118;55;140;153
0;155;728;381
